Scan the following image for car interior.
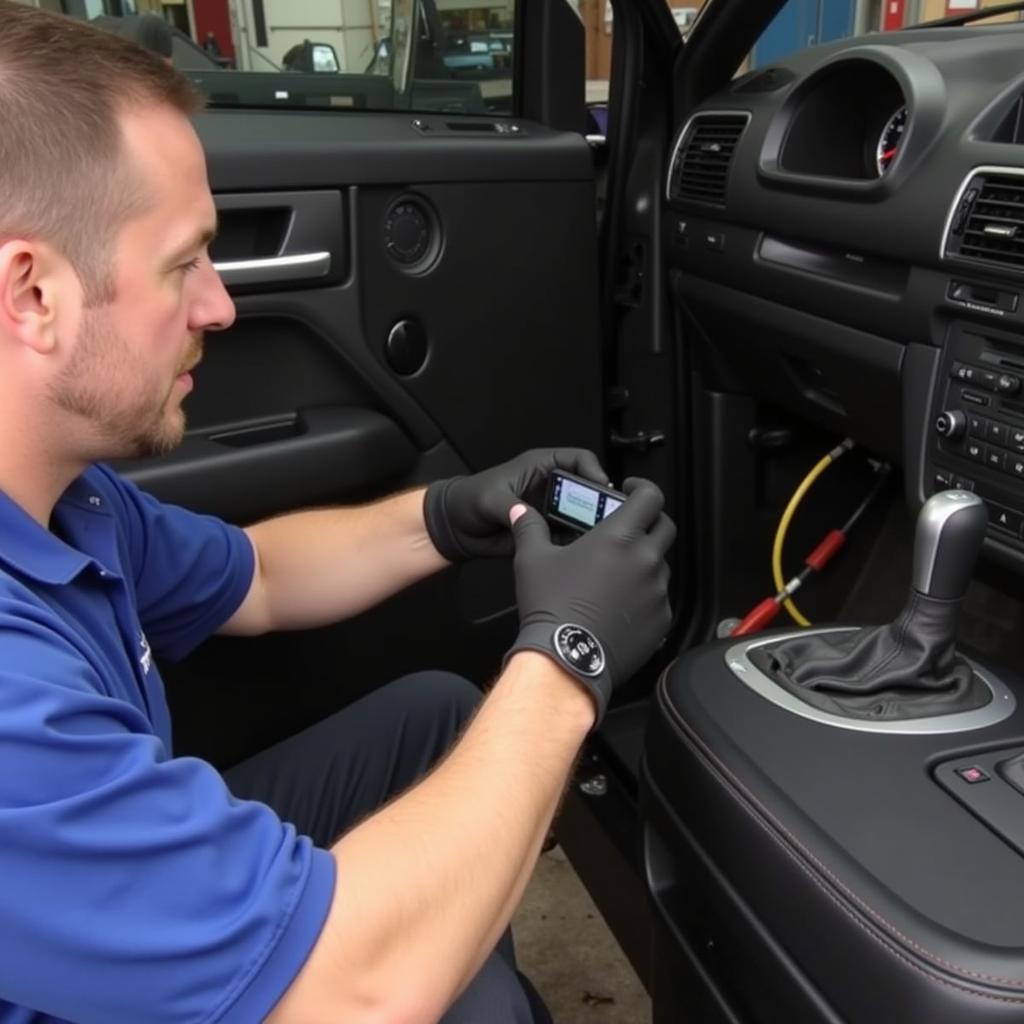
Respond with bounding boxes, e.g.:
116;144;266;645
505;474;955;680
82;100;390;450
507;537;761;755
100;0;1024;1018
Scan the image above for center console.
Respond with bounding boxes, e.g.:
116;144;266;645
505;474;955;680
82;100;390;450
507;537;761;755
641;492;1024;1023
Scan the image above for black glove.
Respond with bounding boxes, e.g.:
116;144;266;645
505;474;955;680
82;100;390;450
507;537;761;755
504;478;675;723
423;448;609;562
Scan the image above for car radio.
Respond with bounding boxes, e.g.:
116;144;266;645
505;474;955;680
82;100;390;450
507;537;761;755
928;322;1024;545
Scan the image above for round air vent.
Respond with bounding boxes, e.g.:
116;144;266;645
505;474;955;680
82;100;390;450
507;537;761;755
383;196;441;272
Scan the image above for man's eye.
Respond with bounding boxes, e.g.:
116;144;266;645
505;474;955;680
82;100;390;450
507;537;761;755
180;257;202;273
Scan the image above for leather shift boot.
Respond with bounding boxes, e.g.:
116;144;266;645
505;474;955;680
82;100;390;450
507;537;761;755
749;591;990;720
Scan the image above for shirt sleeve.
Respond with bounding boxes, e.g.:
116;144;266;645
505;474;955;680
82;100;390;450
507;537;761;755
89;466;255;661
0;606;336;1024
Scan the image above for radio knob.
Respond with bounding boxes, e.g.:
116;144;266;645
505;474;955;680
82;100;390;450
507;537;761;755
935;410;966;440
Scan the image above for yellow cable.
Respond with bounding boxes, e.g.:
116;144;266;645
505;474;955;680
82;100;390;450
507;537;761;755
771;441;854;627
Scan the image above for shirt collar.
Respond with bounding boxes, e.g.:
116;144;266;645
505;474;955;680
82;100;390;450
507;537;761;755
0;475;114;585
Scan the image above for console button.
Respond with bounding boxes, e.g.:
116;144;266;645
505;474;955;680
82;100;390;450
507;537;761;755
989;503;1022;536
1011;427;1024;453
955;765;990;784
979;370;1001;392
988;421;1009;447
965;440;986;462
986;448;1007;471
934;468;954;490
998;373;1021;395
962;390;989;407
953;476;976;491
952;363;977;384
968;414;988;438
1009;455;1024;479
704;232;725;251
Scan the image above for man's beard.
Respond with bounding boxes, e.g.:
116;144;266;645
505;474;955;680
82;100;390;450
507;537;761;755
49;311;202;460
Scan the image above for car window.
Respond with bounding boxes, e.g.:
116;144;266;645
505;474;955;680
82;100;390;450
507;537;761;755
78;0;515;116
579;0;697;129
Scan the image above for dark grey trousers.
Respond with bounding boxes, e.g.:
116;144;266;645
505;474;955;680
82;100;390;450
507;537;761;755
224;671;539;1023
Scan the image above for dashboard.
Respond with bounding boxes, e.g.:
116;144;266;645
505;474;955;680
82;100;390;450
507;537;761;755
665;23;1024;571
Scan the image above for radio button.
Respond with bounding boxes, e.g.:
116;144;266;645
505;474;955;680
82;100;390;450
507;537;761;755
979;370;1001;392
1011;428;1024;453
968;414;988;438
988;421;1009;446
998;374;1021;395
1009;456;1024;479
986;448;1007;471
962;390;989;407
965;440;986;462
989;503;1023;537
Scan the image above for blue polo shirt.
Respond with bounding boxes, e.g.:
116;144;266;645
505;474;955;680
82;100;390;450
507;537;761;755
0;465;336;1024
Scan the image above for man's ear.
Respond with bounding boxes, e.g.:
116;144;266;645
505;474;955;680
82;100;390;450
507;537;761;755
0;240;69;356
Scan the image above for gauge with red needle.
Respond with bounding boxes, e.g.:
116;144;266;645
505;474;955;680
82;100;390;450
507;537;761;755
876;106;909;174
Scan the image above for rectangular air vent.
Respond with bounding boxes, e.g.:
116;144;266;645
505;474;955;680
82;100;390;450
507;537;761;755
668;113;749;207
947;172;1024;271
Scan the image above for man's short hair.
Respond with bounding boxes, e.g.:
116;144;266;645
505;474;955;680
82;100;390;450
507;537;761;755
0;2;203;305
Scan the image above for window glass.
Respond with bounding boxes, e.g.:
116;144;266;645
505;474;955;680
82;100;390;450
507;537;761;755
578;0;699;128
59;0;515;115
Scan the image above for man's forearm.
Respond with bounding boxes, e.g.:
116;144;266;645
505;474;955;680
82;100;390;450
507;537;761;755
266;652;596;1024
225;488;448;634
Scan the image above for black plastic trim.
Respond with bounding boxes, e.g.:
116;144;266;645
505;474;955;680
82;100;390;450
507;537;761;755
119;406;415;521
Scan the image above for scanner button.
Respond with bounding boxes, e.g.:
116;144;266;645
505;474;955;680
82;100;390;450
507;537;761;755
955;766;990;784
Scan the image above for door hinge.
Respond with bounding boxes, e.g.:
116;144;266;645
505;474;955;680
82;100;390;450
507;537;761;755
610;429;666;453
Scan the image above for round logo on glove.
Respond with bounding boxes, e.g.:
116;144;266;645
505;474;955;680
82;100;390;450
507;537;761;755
553;624;605;678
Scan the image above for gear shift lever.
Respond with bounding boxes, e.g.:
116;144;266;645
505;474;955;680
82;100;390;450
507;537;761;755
749;491;991;721
913;491;987;601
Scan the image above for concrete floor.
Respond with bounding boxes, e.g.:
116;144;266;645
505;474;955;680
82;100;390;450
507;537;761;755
513;847;651;1023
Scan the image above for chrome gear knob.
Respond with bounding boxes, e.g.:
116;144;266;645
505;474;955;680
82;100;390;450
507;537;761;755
912;490;987;601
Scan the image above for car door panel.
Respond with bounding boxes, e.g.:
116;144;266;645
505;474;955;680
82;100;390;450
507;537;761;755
126;112;605;768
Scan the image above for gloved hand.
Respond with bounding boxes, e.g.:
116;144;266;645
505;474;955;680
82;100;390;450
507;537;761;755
504;478;675;723
423;448;609;562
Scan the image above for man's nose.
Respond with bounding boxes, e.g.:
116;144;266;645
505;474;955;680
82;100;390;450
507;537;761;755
189;260;236;333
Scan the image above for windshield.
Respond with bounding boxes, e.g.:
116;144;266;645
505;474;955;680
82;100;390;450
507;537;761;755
747;0;1024;71
581;0;1024;108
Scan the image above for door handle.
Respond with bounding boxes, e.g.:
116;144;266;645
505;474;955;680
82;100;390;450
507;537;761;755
212;251;331;287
